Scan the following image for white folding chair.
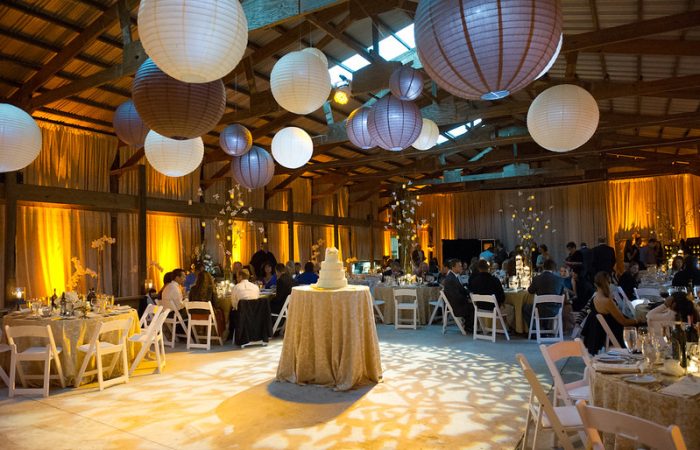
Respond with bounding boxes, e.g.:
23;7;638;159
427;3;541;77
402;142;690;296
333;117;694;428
162;306;188;348
185;301;223;350
372;298;386;324
428;294;444;325
576;400;687;450
5;324;65;398
612;286;638;316
439;291;466;336
393;288;418;330
634;287;661;300
516;354;582;450
540;339;592;407
139;303;157;330
74;317;133;390
129;307;168;376
528;294;565;343
272;295;290;335
471;294;510;342
0;328;10;387
596;314;622;351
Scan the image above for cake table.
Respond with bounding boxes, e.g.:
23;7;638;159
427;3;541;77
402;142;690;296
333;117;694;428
276;285;383;391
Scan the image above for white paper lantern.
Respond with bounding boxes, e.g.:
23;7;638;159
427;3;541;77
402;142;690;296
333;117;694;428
527;84;599;152
144;131;203;177
302;47;328;68
0;103;42;172
271;127;313;169
138;0;248;83
270;51;331;114
412;118;439;150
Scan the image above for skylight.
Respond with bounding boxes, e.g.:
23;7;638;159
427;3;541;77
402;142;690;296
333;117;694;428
329;65;353;86
395;24;415;49
378;35;409;60
342;54;371;71
436;135;449;145
446;125;467;138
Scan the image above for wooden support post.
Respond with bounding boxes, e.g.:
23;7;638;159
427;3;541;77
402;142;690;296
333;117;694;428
109;149;120;295
333;193;340;249
3;172;18;308
137;165;147;294
368;214;375;269
287;189;295;261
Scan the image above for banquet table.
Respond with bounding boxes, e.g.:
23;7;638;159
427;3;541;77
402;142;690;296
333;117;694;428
372;285;441;325
504;289;533;333
276;285;382;391
2;308;140;386
591;370;700;449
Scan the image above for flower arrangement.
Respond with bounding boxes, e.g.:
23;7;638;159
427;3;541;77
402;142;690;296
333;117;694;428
386;184;426;274
68;257;97;290
192;243;216;275
503;192;554;259
345;257;358;264
311;239;326;264
90;235;115;293
209;184;254;274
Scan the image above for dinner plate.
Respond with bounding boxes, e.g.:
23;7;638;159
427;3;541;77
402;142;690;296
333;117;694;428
596;355;626;364
623;374;657;384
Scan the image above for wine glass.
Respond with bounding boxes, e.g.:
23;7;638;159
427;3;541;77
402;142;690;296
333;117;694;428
623;327;638;353
641;338;658;375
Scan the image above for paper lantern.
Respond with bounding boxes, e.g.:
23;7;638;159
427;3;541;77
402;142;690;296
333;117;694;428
270;51;331;114
415;0;562;100
231;146;275;189
536;33;563;80
389;66;424;101
113;100;149;148
133;58;226;140
271;127;313;169
144;131;203;177
367;95;423;151
220;124;252;156
345;106;374;149
0;103;42;172
527;84;599;152
137;0;248;83
302;47;328;68
412;118;440;150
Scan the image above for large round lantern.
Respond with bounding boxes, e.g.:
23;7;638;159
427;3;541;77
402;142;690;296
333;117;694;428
367;95;423;151
527;84;599;152
133;59;226;140
345;106;374;149
113;100;149;147
231;145;275;189
0;103;42;172
270;51;331;114
389;66;424;101
412;118;440;150
302;47;328;68
144;131;203;177
137;0;248;83
271;127;313;169
415;0;562;100
220;124;252;156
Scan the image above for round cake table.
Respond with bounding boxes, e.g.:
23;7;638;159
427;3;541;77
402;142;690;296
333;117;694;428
276;285;383;391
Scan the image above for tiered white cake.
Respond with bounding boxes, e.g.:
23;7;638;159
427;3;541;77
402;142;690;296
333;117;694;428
315;247;348;289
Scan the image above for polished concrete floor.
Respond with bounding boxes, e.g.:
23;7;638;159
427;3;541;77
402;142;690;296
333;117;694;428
0;324;581;450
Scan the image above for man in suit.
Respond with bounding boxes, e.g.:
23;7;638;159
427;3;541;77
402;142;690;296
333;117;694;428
442;259;473;330
468;259;505;307
580;242;594;281
270;263;293;314
591;236;616;276
523;259;565;325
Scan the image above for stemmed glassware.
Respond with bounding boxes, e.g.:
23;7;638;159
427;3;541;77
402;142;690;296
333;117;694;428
623;326;638;353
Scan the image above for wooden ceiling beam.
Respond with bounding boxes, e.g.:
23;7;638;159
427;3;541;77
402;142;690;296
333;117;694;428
591;39;700;57
307;13;380;63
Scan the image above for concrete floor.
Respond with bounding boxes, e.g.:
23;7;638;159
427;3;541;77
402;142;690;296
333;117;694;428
0;324;582;450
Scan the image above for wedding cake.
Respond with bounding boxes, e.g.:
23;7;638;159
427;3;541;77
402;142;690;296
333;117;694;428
315;247;348;289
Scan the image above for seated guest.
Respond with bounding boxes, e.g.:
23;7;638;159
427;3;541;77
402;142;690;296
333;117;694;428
270;263;293;314
468;257;479;275
293;262;302;278
162;268;187;315
157;271;173;300
443;259;473;330
383;261;403;279
670;255;684;274
672;256;700;287
414;261;430;278
437;264;450;285
230;268;260;310
646;292;699;331
428;257;440;275
468;259;505;307
479;246;495;263
571;266;595;312
188;269;216;303
231;261;243;281
138;288;158;316
261;262;277;289
582;272;640;354
285;261;296;278
184;264;199;292
243;264;257;281
523;259;564;323
295;261;319;285
559;266;573;294
618;262;640;300
535;244;550;272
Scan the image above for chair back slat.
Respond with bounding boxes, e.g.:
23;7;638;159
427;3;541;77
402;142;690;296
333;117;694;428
185;301;213;313
5;325;51;340
99;317;133;335
634;287;661;300
596;314;623;349
470;293;498;309
393;288;417;303
533;294;565;306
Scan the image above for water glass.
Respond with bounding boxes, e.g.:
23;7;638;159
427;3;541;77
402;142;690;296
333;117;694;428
641;339;658;374
623;327;638;353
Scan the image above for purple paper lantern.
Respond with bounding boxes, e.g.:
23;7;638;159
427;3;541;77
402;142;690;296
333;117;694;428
367;95;423;151
113;100;149;147
415;0;562;100
231;145;275;189
389;66;424;101
220;124;253;156
345;106;375;149
132;58;226;140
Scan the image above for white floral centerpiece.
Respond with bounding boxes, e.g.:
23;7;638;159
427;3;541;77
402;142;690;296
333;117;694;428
90;235;115;293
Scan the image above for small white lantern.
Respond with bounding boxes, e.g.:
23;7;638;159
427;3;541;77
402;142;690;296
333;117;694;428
270;51;332;114
137;0;248;83
0;103;42;172
271;127;313;169
412;118;439;150
527;84;600;152
144;131;203;177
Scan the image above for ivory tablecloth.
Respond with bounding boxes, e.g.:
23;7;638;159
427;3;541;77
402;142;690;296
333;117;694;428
276;285;382;391
2;309;140;386
504;289;533;333
591;371;700;449
372;285;441;325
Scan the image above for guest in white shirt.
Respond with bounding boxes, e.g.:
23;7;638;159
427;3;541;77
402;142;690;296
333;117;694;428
231;268;260;310
161;268;186;313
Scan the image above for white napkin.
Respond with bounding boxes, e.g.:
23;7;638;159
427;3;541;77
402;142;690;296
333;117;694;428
660;376;700;398
593;362;642;373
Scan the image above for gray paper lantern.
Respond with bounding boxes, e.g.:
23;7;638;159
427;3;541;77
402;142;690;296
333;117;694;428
113;100;149;148
231;145;275;189
220;123;252;156
132;58;226;140
345;106;374;149
367;95;423;151
389;66;424;101
415;0;562;100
